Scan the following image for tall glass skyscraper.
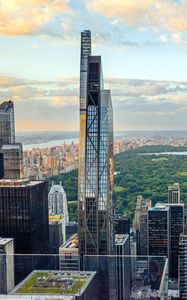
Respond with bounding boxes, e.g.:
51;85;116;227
78;31;114;258
0;100;15;148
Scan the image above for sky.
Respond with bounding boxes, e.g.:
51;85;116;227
0;0;187;131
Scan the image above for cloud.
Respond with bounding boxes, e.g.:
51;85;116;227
0;0;70;35
86;0;187;33
1;75;187;130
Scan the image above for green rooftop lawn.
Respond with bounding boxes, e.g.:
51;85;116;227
16;272;86;295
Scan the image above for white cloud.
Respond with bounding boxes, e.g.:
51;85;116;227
86;0;187;33
0;0;70;35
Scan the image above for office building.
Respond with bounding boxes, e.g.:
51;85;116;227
168;182;180;204
48;182;69;224
0;179;49;254
0;238;14;294
59;233;79;271
49;215;64;254
0;101;15;148
115;215;130;235
10;270;99;300
148;203;184;279
133;195;151;255
78;30;114;258
2;144;23;179
179;230;187;299
0;153;3;179
66;221;78;240
115;234;130;300
0;179;49;282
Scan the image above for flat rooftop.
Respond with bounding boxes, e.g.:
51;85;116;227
0;237;13;245
115;234;129;245
49;215;63;224
0;179;45;187
60;234;78;249
11;270;96;296
2;144;22;150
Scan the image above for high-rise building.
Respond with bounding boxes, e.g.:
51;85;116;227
2;144;23;179
179;229;187;299
48;182;69;224
0;179;49;282
78;31;114;257
0;237;14;294
168;182;180;204
0;179;49;255
115;215;130;236
115;234;130;300
148;203;184;279
133;195;151;255
59;233;79;271
0;101;15;148
0;153;3;179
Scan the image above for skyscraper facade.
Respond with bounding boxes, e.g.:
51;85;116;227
2;143;23;179
148;203;184;279
168;182;180;204
179;232;187;299
0;101;15;148
48;182;69;223
78;31;114;257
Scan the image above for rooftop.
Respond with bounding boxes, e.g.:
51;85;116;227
0;100;13;111
60;234;78;249
115;234;129;246
11;270;96;296
0;237;13;245
49;215;63;224
2;143;22;150
0;179;45;187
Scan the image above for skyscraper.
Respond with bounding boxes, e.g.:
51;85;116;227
78;31;114;258
0;101;15;148
0;100;23;180
0;179;49;282
48;182;69;223
179;229;187;299
168;182;180;204
2;143;23;179
148;203;184;279
133;195;151;255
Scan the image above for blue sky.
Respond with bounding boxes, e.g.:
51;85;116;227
0;0;187;131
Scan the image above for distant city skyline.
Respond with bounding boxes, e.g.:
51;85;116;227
0;1;187;131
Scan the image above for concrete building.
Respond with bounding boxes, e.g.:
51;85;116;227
48;182;69;224
2;144;23;179
0;238;14;294
148;203;184;279
133;195;151;255
59;233;79;271
168;183;180;204
115;234;130;300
